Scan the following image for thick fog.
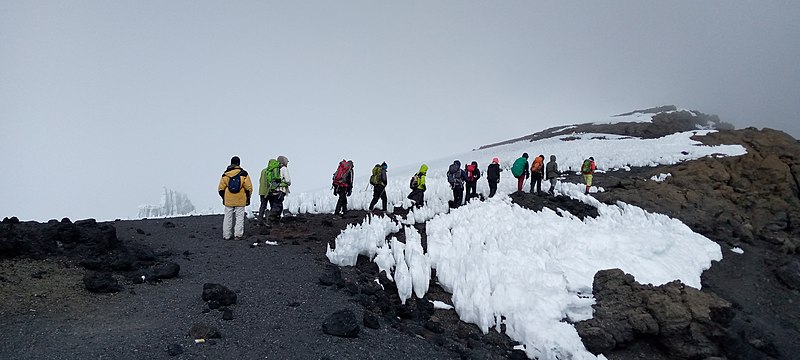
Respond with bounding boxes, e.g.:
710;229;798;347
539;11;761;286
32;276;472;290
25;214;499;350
1;1;798;221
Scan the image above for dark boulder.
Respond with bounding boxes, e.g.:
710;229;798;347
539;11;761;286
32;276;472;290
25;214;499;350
153;262;180;279
322;309;360;338
363;310;380;329
201;283;237;309
775;260;800;290
318;266;343;286
576;269;735;358
83;271;122;293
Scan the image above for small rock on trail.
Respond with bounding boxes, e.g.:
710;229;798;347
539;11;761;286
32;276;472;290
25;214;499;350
322;309;360;338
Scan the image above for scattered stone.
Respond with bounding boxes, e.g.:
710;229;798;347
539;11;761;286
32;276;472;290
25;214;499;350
222;308;234;320
166;343;183;356
163;221;176;228
319;267;343;286
153;262;180;279
202;283;237;309
363;310;380;329
188;323;221;340
135;228;145;235
424;319;445;334
775;260;800;290
322;309;360;338
287;301;301;307
83;271;122;293
60;217;71;223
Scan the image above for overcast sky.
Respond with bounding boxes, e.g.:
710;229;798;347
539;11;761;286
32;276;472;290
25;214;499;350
2;1;799;221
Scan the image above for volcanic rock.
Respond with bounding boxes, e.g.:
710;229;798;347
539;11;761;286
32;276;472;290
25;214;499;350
83;271;122;293
322;309;360;338
201;283;237;309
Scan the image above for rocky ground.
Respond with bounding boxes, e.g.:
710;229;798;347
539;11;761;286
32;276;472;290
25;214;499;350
2;126;800;360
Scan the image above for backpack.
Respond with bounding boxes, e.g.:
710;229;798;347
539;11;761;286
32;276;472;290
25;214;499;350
511;157;527;177
265;159;282;193
581;159;593;174
227;170;243;193
370;165;382;186
466;164;476;182
531;158;543;173
332;160;351;188
447;164;464;189
409;174;419;190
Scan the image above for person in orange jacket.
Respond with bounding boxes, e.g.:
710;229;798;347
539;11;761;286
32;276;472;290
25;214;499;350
218;156;253;240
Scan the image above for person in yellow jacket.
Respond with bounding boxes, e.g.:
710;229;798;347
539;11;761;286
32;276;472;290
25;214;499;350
217;156;253;240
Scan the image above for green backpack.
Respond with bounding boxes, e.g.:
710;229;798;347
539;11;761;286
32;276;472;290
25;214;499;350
369;165;382;186
265;159;282;192
581;159;593;174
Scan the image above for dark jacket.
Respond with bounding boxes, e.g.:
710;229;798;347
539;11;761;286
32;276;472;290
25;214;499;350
448;161;467;189
487;163;501;182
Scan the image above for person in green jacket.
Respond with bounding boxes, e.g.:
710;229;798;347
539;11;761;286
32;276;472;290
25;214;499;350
407;164;428;208
258;159;277;224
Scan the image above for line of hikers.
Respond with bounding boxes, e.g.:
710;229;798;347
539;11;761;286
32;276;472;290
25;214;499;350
509;152;596;196
216;154;596;240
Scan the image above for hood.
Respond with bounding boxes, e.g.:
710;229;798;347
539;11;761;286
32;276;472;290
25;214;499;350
550;155;556;161
419;164;428;174
453;160;461;167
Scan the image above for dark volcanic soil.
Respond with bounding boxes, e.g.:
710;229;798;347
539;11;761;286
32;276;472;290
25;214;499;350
0;215;460;360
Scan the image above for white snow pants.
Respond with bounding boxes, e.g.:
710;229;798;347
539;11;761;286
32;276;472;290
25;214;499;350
223;206;246;239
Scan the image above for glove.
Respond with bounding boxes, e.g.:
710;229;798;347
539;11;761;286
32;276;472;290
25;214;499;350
246;197;251;206
347;189;352;196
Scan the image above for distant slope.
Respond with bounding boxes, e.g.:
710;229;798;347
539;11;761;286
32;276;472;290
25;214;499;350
479;105;735;149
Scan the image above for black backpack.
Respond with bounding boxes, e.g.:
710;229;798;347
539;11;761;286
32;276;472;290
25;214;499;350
228;171;243;193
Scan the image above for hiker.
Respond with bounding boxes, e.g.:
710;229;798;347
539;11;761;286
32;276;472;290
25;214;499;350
581;156;596;195
368;162;388;212
332;160;354;216
217;156;253;240
407;164;428;208
511;153;530;192
486;157;502;198
447;160;467;208
464;161;481;202
266;155;291;226
530;154;545;195
545;155;559;195
258;160;275;224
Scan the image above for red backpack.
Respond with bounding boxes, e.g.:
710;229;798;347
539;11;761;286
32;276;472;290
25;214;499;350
332;160;351;188
466;164;476;182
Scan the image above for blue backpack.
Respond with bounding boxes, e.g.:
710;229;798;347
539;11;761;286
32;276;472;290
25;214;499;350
228;171;243;193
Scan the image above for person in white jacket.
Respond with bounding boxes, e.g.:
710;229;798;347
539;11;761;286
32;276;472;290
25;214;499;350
266;155;291;227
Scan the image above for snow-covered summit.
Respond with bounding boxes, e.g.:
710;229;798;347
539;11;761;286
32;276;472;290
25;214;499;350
479;105;735;150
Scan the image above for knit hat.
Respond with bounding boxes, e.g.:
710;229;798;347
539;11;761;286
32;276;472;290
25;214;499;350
230;156;240;165
277;155;289;166
522;153;529;158
381;162;387;169
492;157;499;164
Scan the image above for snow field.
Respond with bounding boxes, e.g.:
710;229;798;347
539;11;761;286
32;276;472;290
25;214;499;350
327;194;722;359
